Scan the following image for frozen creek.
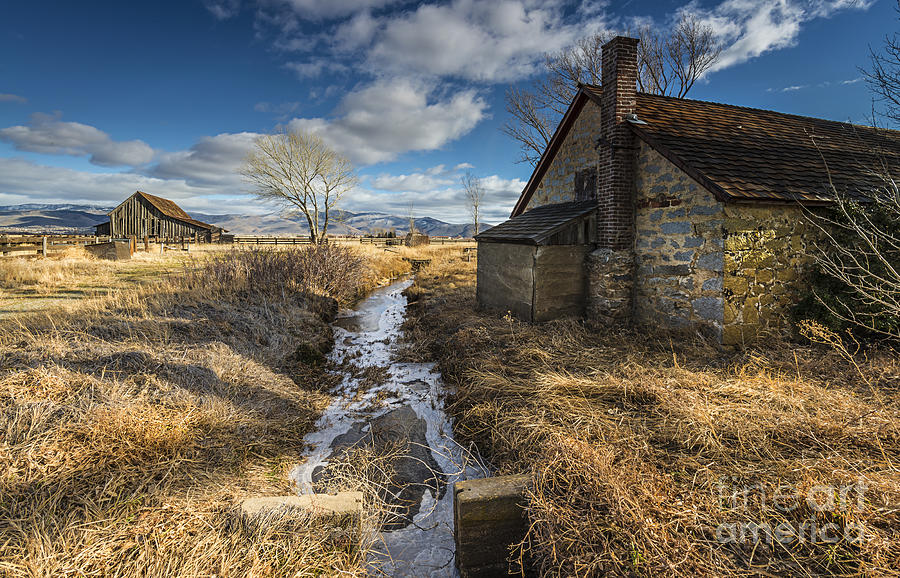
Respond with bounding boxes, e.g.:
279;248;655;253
289;278;487;576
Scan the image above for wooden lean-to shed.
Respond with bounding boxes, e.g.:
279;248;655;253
475;200;597;322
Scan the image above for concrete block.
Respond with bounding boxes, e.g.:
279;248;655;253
454;474;529;577
84;241;131;261
241;492;363;519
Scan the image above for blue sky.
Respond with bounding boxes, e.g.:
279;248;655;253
0;0;895;223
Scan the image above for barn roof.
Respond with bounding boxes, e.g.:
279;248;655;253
476;200;596;245
511;86;900;216
110;191;215;230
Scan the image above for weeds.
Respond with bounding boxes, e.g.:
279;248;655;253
0;244;413;576
404;249;900;576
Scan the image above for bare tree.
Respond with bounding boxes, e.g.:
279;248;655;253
865;1;900;124
504;14;721;165
800;6;900;339
241;130;356;244
406;201;416;235
461;171;485;236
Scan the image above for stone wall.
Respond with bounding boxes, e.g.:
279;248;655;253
722;204;817;345
632;143;726;339
526;100;602;210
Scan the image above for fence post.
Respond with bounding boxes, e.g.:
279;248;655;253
144;235;149;252
41;236;48;257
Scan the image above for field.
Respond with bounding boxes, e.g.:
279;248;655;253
403;251;900;576
0;243;429;576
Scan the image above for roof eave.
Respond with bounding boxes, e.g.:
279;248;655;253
630;124;836;206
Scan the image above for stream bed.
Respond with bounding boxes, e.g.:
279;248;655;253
290;278;487;576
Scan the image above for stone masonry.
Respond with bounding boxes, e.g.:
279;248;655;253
633;143;726;340
722;204;817;345
526;100;602;210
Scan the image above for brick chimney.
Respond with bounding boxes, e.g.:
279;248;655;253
588;36;638;325
597;36;639;250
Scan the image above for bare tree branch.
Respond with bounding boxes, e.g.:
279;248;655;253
504;16;720;166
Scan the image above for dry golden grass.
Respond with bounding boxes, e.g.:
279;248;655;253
0;245;415;577
403;251;900;577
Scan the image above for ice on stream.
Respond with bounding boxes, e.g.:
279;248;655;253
289;279;487;577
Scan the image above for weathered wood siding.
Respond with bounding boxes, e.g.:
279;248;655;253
109;195;208;240
476;242;589;322
533;245;590;321
476;242;535;321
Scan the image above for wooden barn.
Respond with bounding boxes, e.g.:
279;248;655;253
98;191;224;242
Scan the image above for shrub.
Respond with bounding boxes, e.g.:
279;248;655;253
797;190;900;341
187;245;367;304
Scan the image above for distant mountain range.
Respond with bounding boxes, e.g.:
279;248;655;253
0;204;487;237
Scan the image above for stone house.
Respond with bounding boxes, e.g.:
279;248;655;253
476;36;900;346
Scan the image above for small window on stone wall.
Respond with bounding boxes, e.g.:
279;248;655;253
574;167;597;202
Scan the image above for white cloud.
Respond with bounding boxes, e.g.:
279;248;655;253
366;0;606;82
841;77;863;85
269;0;608;84
0;157;200;206
767;84;807;92
287;79;487;164
284;59;349;78
0;113;155;167
333;10;379;51
147;132;260;188
0;93;27;104
0;157;274;215
203;0;241;19
0;154;523;222
689;0;873;73
371;167;456;192
350;166;524;222
264;0;404;21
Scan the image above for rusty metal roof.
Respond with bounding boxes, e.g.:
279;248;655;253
512;85;900;216
476;200;596;244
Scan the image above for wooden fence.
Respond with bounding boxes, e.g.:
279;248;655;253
230;236;473;246
0;235;104;257
0;233;476;257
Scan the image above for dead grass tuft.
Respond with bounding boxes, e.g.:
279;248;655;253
0;244;417;576
404;250;900;576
